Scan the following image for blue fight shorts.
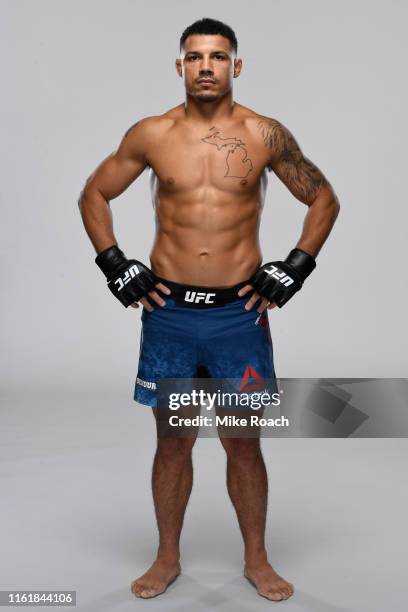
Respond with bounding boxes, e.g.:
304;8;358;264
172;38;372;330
134;278;277;407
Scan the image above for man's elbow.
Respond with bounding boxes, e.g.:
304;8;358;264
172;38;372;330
330;192;341;221
77;179;96;213
319;184;340;220
77;178;89;212
77;191;90;218
77;188;85;211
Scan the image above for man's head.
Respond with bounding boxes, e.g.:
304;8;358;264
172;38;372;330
176;18;242;103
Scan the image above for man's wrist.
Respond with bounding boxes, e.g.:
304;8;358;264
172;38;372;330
95;244;127;277
285;248;316;281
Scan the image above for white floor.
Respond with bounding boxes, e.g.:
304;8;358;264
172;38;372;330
1;389;407;611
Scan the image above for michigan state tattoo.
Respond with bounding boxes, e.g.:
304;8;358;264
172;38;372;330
202;127;253;179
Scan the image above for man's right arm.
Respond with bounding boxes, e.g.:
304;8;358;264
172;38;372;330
78;118;170;310
78;119;150;253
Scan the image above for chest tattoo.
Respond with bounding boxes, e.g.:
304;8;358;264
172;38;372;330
201;127;253;179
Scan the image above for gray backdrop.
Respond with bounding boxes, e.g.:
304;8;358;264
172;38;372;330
1;2;408;612
1;0;407;392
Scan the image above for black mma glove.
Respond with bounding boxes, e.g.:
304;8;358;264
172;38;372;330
95;245;157;308
251;248;316;308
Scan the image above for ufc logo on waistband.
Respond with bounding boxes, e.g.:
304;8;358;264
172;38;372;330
264;265;294;287
114;264;140;291
184;291;216;304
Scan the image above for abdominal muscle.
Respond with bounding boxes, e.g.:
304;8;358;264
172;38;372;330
149;192;263;287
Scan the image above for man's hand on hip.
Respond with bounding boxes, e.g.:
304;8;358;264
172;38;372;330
238;284;278;313
130;281;171;312
238;248;316;311
95;244;170;311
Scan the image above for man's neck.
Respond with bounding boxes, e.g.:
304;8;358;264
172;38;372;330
183;92;236;124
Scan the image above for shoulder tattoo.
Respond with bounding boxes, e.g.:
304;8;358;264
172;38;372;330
257;117;327;202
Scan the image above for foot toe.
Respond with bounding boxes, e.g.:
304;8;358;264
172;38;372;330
140;585;159;598
265;589;284;601
131;582;152;598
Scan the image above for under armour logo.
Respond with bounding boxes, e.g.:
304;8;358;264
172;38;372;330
264;265;294;287
114;264;140;291
184;291;216;304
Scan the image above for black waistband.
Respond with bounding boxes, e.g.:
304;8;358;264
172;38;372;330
156;277;252;308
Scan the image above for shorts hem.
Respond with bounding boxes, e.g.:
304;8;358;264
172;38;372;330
133;393;157;408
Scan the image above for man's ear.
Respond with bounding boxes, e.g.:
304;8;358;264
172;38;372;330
233;58;243;78
175;58;183;78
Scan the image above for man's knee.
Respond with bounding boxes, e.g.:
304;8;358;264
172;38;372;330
156;436;196;462
220;437;261;462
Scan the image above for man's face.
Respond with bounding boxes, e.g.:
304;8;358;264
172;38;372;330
176;34;241;102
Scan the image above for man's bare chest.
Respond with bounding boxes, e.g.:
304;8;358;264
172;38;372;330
147;124;271;193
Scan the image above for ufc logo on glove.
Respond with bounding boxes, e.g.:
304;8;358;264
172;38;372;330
114;264;141;291
264;265;295;287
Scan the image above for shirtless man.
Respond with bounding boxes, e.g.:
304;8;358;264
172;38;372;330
78;18;339;602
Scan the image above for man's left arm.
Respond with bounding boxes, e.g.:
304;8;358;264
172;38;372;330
259;117;340;257
241;118;340;311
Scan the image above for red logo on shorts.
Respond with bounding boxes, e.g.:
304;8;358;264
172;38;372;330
255;312;270;338
256;312;267;327
239;366;265;392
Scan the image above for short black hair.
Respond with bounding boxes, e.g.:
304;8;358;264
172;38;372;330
180;18;238;54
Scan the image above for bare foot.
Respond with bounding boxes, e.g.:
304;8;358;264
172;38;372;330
131;558;181;599
244;561;294;601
